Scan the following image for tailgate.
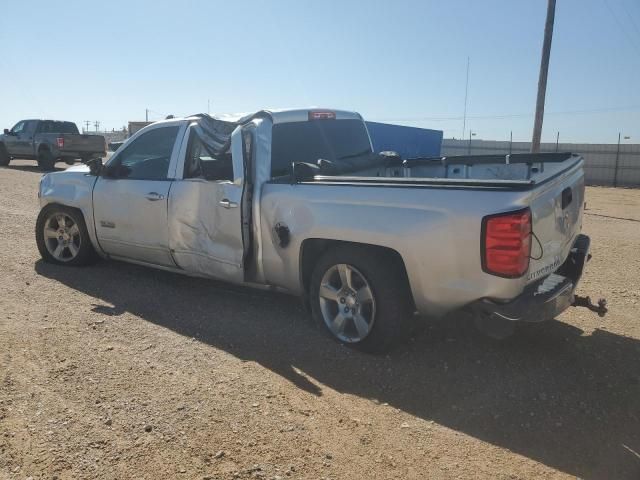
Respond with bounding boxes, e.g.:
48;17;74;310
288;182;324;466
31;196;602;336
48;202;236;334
526;161;585;284
61;134;106;153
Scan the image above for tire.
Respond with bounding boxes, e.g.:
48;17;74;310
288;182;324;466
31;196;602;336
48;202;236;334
64;158;75;166
309;245;413;353
37;149;56;171
0;144;9;166
36;205;97;266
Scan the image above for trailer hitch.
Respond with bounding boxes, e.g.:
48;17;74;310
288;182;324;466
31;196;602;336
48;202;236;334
572;295;608;317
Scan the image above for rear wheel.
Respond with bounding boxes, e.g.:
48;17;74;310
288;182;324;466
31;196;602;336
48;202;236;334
36;205;96;266
0;144;9;166
64;157;75;166
37;149;56;171
310;245;413;353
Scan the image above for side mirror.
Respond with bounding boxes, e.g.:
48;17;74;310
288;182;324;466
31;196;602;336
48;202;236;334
85;157;103;176
291;162;320;183
3;129;9;135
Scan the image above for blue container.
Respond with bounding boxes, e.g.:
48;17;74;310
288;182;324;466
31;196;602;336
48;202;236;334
365;121;443;159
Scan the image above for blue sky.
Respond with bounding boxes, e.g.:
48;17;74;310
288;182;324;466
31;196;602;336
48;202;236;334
1;0;639;143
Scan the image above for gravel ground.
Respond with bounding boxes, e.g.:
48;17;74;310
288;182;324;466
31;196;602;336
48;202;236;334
1;160;639;480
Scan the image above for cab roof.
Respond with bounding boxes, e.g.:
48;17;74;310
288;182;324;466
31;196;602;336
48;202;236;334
182;108;363;126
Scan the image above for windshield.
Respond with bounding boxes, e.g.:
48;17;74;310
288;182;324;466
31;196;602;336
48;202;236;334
271;119;372;177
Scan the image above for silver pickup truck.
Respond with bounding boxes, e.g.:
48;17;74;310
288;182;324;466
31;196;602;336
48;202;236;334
36;109;605;352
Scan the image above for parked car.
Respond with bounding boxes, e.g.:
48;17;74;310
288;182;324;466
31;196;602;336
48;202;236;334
0;119;106;170
35;108;604;352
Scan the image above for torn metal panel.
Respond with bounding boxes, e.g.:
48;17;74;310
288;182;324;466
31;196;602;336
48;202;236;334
168;177;245;283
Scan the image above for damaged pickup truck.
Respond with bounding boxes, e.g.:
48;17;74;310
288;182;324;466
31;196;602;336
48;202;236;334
36;109;606;352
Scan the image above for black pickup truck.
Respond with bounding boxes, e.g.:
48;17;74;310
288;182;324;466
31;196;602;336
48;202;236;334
0;119;106;170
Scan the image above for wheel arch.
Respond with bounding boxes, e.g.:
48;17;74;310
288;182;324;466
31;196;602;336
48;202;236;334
36;203;98;265
299;238;415;309
37;142;51;152
38;201;105;258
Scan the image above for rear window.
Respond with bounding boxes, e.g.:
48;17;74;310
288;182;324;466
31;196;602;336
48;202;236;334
271;119;372;177
39;121;79;134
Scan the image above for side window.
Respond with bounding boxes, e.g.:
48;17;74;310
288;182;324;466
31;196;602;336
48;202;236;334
110;126;179;180
38;121;49;133
183;133;233;181
11;121;26;134
23;121;37;136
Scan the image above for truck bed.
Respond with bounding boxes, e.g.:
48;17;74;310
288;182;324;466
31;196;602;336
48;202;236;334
59;133;105;154
265;151;585;316
38;133;106;157
301;152;581;190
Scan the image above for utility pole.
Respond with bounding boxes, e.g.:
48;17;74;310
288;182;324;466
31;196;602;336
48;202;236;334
145;109;149;122
467;130;476;155
94;121;100;132
509;131;513;155
462;56;470;139
555;131;560;152
84;120;91;133
531;0;556;153
614;132;622;187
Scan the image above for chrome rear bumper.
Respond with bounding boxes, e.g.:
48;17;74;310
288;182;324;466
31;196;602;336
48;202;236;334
472;234;591;323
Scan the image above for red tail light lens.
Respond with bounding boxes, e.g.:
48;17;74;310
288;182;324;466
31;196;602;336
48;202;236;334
308;111;336;120
482;209;532;277
56;137;64;148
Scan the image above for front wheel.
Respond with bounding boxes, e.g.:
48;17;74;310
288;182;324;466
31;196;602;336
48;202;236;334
309;245;413;353
36;205;97;266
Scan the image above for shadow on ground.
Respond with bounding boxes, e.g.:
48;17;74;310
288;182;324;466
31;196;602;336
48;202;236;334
1;163;66;173
35;260;640;479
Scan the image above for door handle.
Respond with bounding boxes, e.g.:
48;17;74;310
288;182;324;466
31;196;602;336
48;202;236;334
145;192;165;201
219;199;238;209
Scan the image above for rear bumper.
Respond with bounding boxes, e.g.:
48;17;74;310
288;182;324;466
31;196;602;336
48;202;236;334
471;234;590;323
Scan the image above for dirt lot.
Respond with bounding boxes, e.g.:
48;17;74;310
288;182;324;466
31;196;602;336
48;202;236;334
1;160;639;480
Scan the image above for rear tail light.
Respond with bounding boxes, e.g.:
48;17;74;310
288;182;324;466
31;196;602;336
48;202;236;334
56;137;64;148
482;208;532;278
308;110;336;120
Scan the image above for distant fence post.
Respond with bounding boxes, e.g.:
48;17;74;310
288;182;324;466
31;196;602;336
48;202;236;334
613;132;621;187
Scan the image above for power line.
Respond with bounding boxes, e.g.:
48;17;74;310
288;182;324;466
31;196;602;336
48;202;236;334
620;0;640;41
603;0;640;55
373;105;640;123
